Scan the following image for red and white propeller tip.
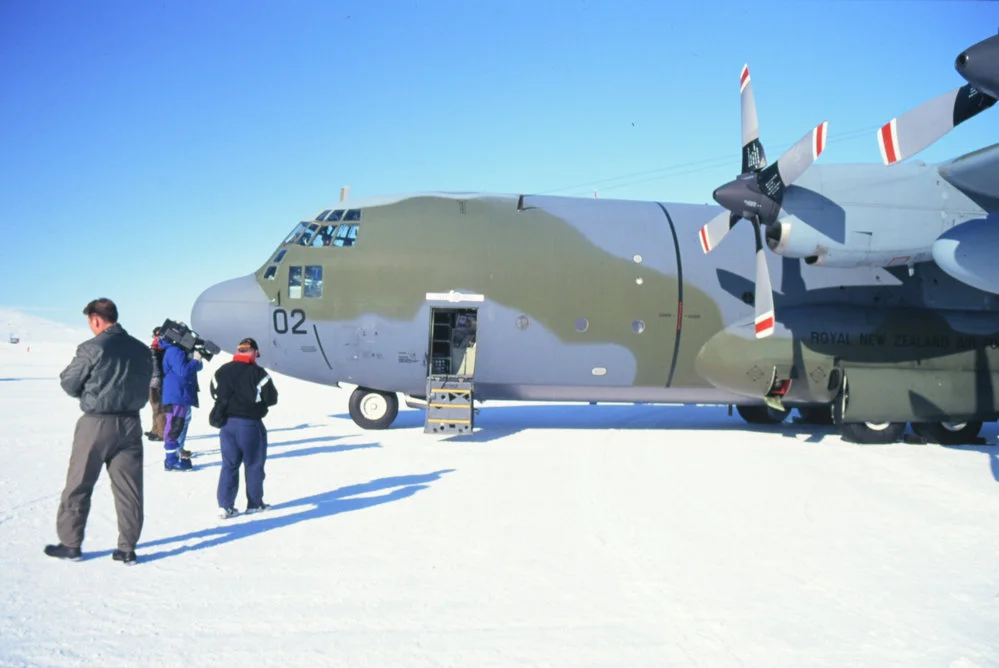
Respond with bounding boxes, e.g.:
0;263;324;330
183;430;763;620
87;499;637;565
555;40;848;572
698;211;732;254
812;121;828;160
877;118;901;165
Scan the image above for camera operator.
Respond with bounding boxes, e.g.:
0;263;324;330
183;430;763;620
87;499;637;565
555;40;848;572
160;326;204;471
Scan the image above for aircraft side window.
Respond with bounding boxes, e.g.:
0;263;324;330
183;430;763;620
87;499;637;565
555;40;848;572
288;266;303;299
297;224;320;246
311;225;336;247
316;209;331;221
328;209;344;222
273;249;287;264
263;266;277;280
304;265;323;298
344;209;361;221
283;222;309;244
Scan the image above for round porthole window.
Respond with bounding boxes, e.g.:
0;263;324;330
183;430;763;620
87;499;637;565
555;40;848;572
516;315;529;330
632;320;646;334
575;318;588;333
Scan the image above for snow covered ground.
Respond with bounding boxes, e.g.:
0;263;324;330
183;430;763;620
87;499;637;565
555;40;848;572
2;339;999;667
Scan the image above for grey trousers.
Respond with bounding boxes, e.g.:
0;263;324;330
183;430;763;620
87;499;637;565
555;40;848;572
57;414;144;551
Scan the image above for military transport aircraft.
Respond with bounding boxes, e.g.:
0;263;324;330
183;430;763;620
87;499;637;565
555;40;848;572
191;34;999;445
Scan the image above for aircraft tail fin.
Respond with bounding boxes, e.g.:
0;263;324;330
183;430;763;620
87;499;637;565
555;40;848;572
938;143;999;208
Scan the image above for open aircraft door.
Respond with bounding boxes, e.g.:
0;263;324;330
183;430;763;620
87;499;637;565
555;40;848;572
428;307;478;379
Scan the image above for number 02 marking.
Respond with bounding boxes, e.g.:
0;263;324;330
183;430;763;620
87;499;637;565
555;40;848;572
273;308;307;334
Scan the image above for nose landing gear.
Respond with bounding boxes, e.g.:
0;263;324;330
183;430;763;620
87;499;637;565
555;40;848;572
348;387;399;429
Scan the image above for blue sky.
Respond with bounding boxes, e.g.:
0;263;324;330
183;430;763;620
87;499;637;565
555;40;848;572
1;0;996;335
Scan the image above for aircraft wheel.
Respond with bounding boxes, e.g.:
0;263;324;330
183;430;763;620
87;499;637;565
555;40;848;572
797;405;834;425
736;404;789;424
348;387;399;430
839;421;906;444
911;421;983;445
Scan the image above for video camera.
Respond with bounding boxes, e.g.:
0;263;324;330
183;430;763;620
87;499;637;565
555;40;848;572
158;319;221;362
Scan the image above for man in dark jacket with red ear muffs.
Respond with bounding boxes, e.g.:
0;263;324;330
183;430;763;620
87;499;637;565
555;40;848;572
210;337;278;519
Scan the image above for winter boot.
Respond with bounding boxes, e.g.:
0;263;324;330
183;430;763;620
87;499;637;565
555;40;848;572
44;544;82;561
112;549;137;565
165;458;193;472
244;503;271;515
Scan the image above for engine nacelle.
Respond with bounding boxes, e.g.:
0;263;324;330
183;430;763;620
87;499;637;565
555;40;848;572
932;216;999;294
768;213;936;269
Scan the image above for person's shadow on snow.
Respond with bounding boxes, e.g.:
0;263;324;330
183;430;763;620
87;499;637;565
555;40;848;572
132;469;455;563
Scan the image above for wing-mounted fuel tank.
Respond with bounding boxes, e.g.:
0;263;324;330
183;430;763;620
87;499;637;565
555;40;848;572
765;162;983;269
695;305;999;423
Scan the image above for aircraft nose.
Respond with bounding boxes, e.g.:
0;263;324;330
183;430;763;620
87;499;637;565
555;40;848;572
190;274;270;355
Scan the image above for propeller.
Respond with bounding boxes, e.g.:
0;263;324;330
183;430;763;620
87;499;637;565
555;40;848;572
699;65;828;338
878;33;999;165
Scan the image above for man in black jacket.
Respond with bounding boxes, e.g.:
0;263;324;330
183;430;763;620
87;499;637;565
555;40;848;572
211;337;278;519
45;298;152;564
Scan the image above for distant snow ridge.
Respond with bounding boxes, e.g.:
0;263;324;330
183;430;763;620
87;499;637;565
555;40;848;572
0;308;89;345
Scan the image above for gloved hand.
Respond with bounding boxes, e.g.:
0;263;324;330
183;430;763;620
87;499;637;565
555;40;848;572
192;351;204;362
150;377;161;389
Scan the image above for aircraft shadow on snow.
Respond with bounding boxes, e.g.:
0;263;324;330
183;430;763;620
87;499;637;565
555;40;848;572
332;403;851;443
330;404;999;480
112;468;455;564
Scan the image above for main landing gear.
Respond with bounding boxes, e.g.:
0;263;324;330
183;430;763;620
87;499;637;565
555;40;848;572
348;387;399;430
735;404;984;445
910;421;984;445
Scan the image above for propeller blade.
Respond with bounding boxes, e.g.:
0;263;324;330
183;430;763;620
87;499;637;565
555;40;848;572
774;121;828;187
752;221;776;338
877;84;996;165
699;210;739;253
740;65;766;173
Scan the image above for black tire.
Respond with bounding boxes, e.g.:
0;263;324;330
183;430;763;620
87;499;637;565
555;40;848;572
736;404;789;425
911;421;983;445
348;387;399;429
839;421;906;444
797;405;835;425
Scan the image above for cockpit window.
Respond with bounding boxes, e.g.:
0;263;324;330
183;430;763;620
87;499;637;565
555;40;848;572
283;222;309;244
297;224;320;246
333;224;359;247
327;209;344;222
311;225;337;247
263;266;277;280
316;209;331;221
272;249;287;264
344;209;361;221
304;265;323;298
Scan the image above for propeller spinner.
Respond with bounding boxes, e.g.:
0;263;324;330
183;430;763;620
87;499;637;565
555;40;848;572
699;65;828;338
878;33;999;165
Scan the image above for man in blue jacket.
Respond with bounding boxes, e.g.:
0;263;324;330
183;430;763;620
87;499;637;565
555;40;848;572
160;332;203;471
